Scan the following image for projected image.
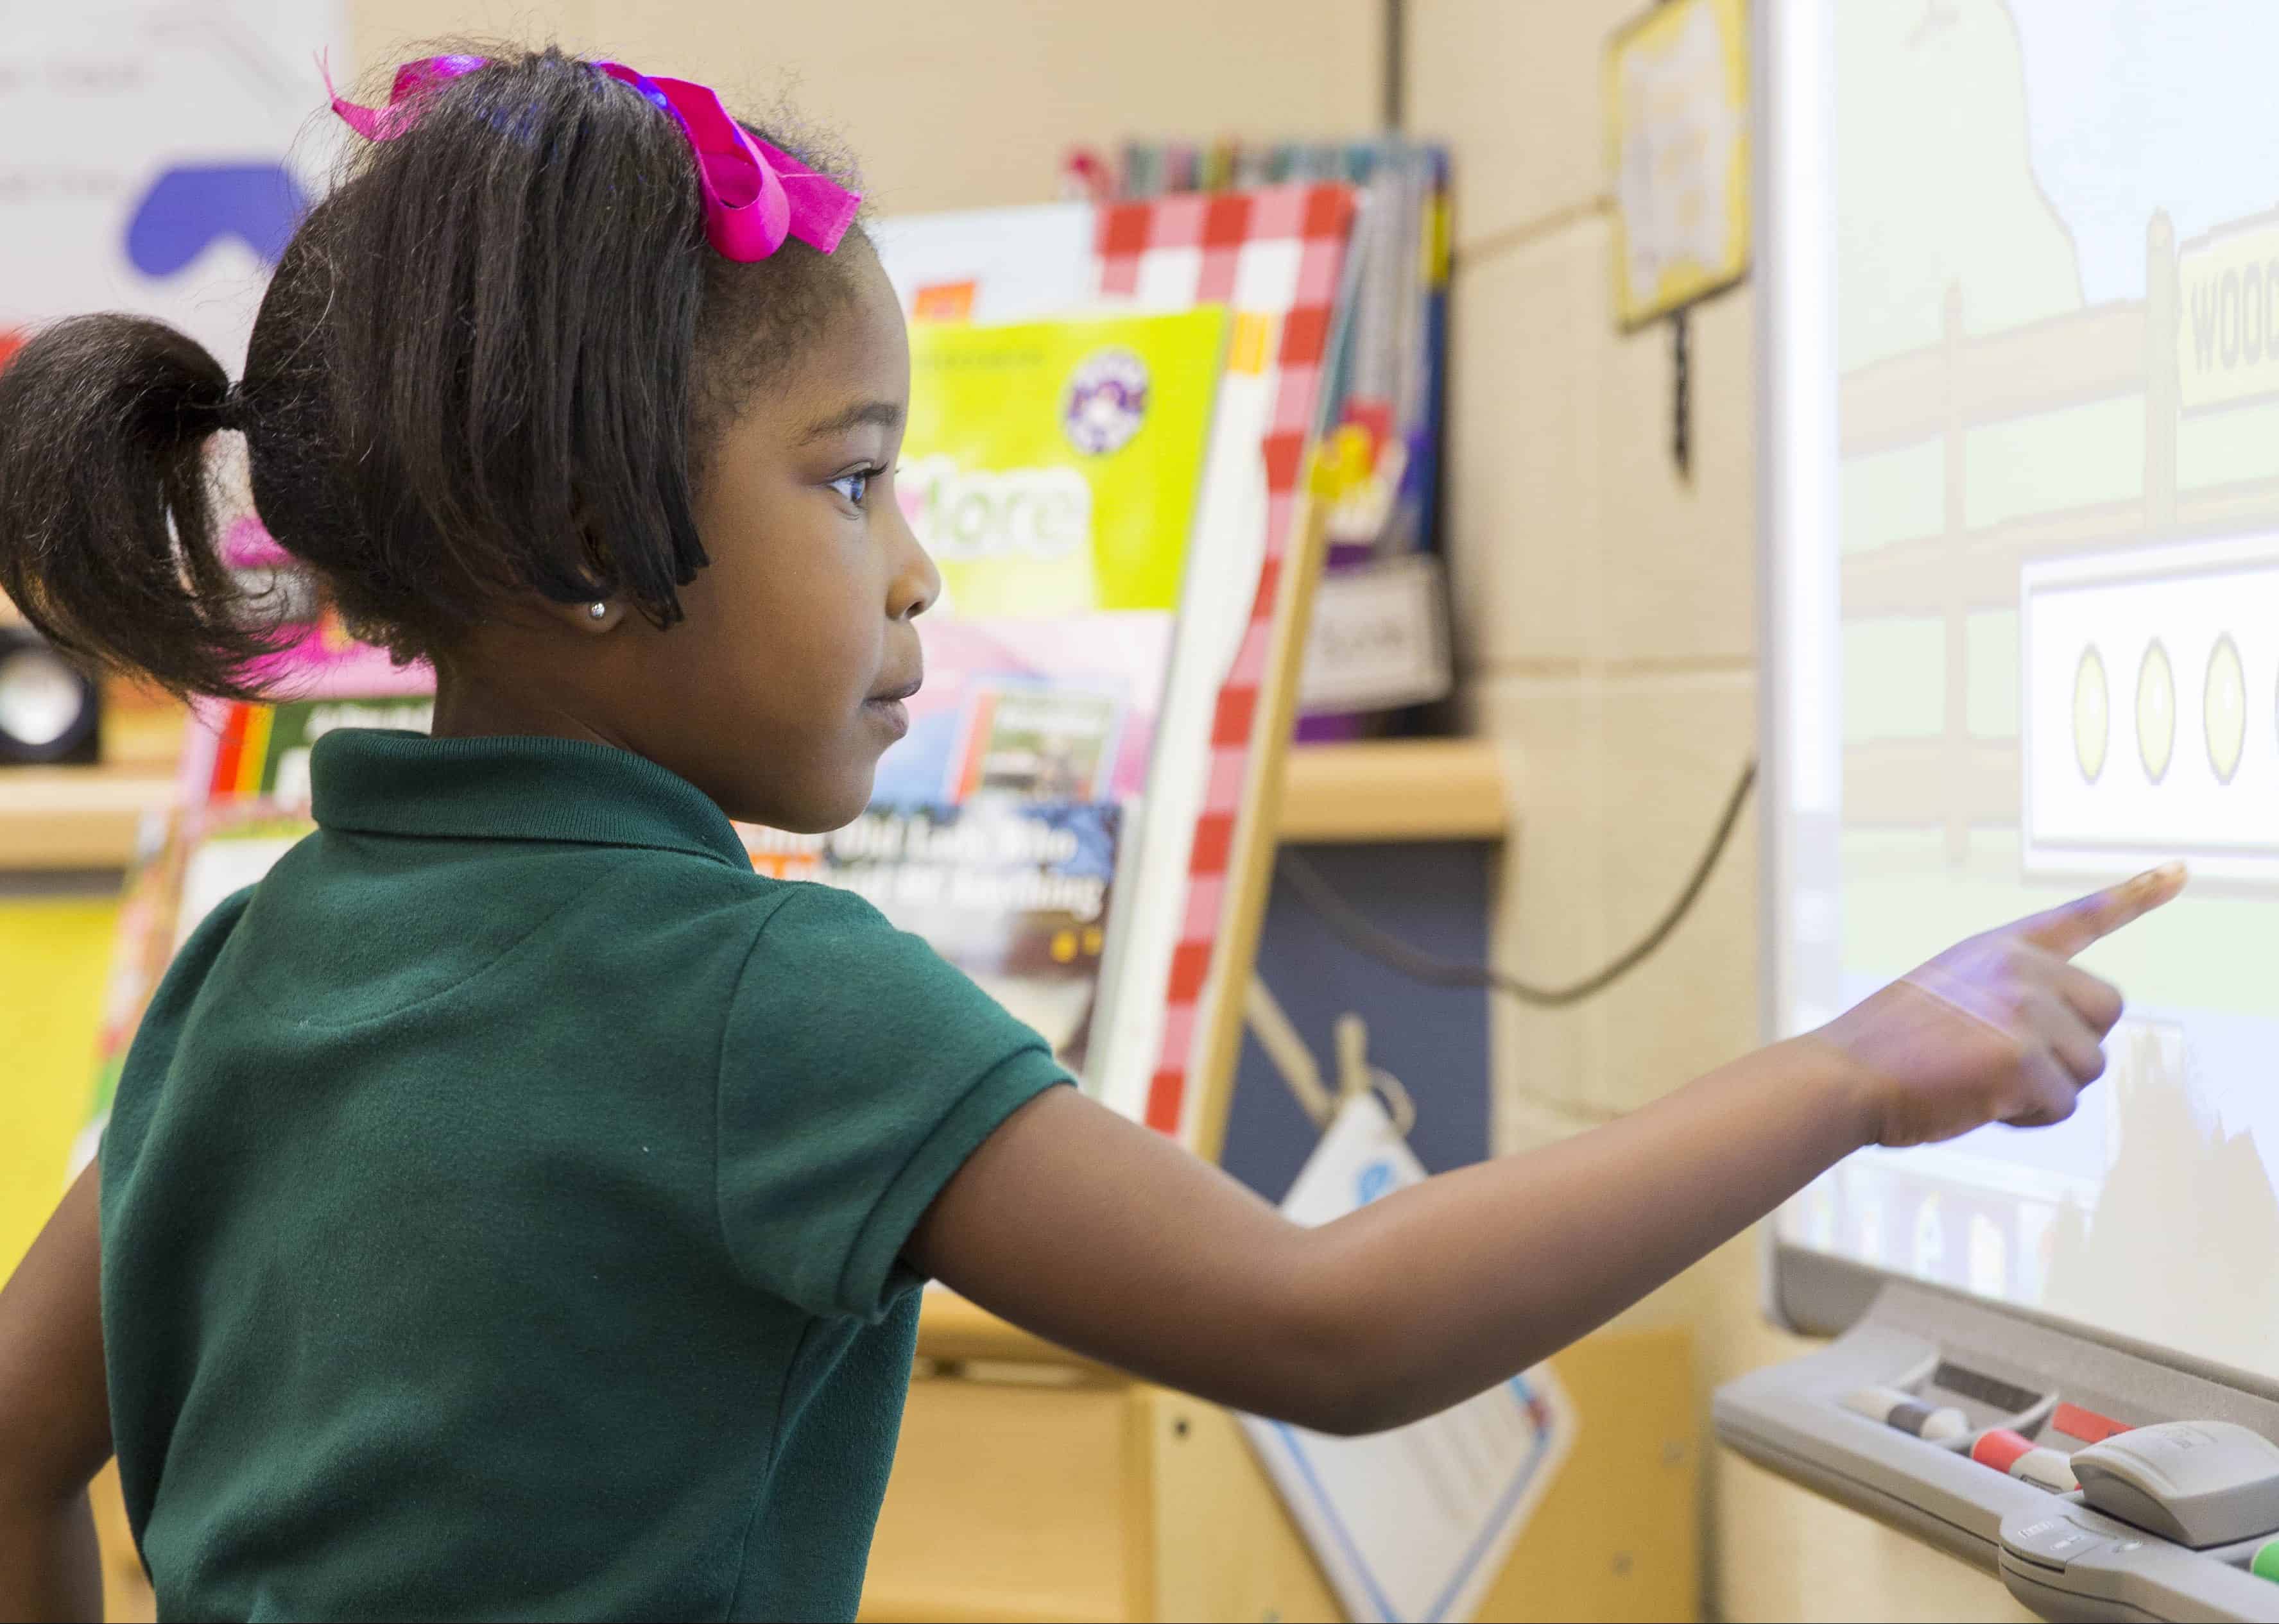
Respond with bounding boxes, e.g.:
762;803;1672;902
1780;0;2279;1377
2022;536;2279;882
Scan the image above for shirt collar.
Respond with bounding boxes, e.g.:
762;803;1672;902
310;730;750;868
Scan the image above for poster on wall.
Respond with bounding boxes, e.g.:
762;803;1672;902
6;1;350;1180
1603;0;1750;329
0;0;349;373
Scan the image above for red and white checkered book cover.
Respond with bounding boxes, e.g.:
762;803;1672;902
1082;184;1355;1145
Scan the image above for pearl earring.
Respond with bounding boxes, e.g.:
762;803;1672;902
587;602;608;621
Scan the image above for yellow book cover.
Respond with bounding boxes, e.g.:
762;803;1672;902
898;308;1228;617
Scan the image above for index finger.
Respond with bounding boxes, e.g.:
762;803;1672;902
2016;862;2187;957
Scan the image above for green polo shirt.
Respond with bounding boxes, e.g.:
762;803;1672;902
99;730;1069;1621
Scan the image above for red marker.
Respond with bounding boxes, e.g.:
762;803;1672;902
1972;1427;2079;1493
2051;1402;2131;1445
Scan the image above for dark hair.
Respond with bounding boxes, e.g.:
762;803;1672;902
0;46;866;696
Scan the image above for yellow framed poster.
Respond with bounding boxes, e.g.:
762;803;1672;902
1606;0;1751;329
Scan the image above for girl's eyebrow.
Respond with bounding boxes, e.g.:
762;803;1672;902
799;400;903;443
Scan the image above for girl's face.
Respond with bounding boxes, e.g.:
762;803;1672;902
651;250;938;831
469;248;940;833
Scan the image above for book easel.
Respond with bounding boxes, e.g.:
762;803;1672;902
875;181;1364;1156
1174;478;1334;1163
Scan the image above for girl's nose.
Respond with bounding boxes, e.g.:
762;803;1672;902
889;523;941;623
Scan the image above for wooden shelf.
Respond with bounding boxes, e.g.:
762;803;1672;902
891;1292;1699;1624
0;701;187;873
0;760;175;873
1276;737;1509;843
0;735;1511;873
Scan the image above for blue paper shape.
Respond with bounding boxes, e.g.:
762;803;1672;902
125;164;309;277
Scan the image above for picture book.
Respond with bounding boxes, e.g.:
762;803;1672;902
744;799;1121;1073
871;187;1358;1142
778;307;1230;1082
870;615;1172;808
817;620;1164;1081
871;201;1095;325
899;308;1226;617
198;692;436;805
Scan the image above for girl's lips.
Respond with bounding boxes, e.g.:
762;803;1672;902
862;696;909;739
864;670;918;739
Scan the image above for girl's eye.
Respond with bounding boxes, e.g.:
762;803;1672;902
830;469;873;506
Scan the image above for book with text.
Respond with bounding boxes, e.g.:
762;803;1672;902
744;308;1230;1083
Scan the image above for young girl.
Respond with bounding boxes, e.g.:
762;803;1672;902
0;47;2181;1622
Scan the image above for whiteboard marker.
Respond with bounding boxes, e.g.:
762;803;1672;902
1970;1427;2081;1493
1841;1385;1968;1444
2050;1402;2131;1446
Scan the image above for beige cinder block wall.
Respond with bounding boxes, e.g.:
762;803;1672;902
1411;4;2029;1620
352;0;1383;216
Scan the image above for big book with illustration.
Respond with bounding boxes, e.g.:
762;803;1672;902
746;307;1229;1086
876;182;1359;1139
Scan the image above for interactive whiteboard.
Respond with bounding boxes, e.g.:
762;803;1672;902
1762;0;2279;1383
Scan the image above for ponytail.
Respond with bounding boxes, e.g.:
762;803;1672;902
0;315;280;698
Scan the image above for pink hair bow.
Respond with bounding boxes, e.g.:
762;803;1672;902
322;55;861;261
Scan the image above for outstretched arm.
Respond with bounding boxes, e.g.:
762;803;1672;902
909;868;2181;1434
0;1162;111;1621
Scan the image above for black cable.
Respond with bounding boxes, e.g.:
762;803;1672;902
1277;756;1758;1008
1671;309;1692;479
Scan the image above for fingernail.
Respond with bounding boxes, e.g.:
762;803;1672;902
2133;862;2186;891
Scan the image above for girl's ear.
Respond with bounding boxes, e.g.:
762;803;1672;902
538;596;628;635
544;497;628;633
